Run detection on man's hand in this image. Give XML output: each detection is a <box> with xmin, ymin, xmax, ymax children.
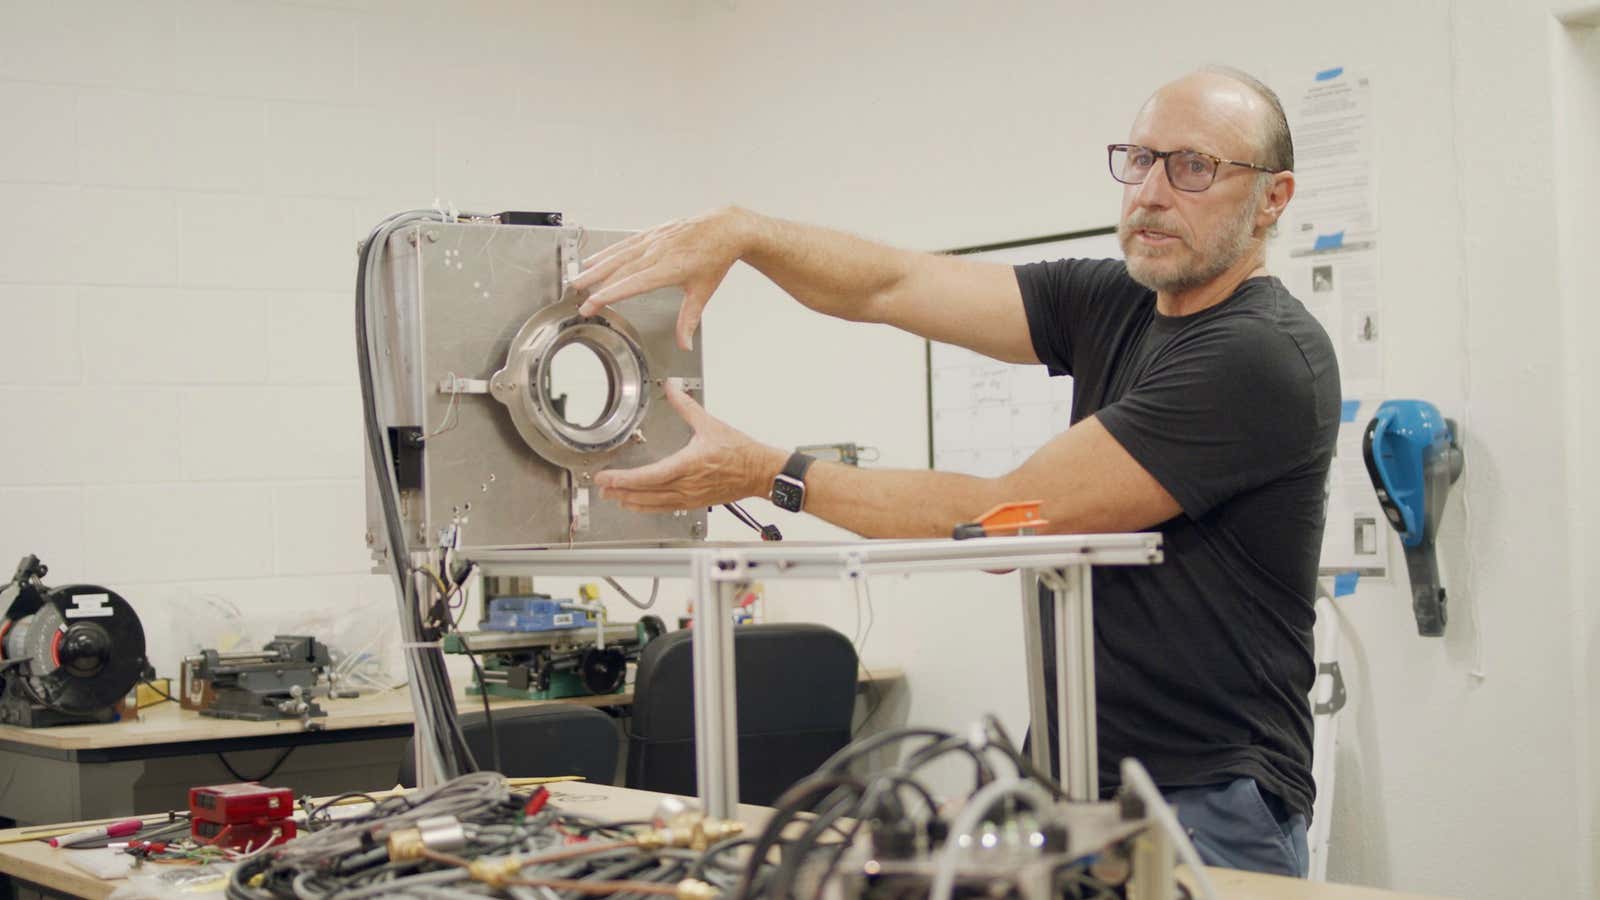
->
<box><xmin>594</xmin><ymin>382</ymin><xmax>784</xmax><ymax>512</ymax></box>
<box><xmin>572</xmin><ymin>208</ymin><xmax>752</xmax><ymax>351</ymax></box>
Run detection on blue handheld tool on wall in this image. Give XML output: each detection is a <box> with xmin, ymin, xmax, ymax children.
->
<box><xmin>1361</xmin><ymin>400</ymin><xmax>1465</xmax><ymax>636</ymax></box>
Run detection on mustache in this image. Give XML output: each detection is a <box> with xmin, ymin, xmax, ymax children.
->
<box><xmin>1121</xmin><ymin>213</ymin><xmax>1188</xmax><ymax>243</ymax></box>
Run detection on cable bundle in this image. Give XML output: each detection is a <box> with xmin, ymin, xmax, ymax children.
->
<box><xmin>355</xmin><ymin>210</ymin><xmax>485</xmax><ymax>785</ymax></box>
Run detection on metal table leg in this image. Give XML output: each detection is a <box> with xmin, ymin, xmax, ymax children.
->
<box><xmin>1040</xmin><ymin>565</ymin><xmax>1096</xmax><ymax>802</ymax></box>
<box><xmin>692</xmin><ymin>553</ymin><xmax>740</xmax><ymax>819</ymax></box>
<box><xmin>1019</xmin><ymin>569</ymin><xmax>1052</xmax><ymax>775</ymax></box>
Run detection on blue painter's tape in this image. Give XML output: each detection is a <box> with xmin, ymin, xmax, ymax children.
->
<box><xmin>1341</xmin><ymin>399</ymin><xmax>1361</xmax><ymax>423</ymax></box>
<box><xmin>1333</xmin><ymin>571</ymin><xmax>1359</xmax><ymax>597</ymax></box>
<box><xmin>1315</xmin><ymin>67</ymin><xmax>1344</xmax><ymax>81</ymax></box>
<box><xmin>1313</xmin><ymin>231</ymin><xmax>1345</xmax><ymax>251</ymax></box>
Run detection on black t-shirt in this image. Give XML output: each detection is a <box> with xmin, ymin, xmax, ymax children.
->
<box><xmin>1015</xmin><ymin>257</ymin><xmax>1340</xmax><ymax>820</ymax></box>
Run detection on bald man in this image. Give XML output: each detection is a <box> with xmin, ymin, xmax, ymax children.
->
<box><xmin>573</xmin><ymin>68</ymin><xmax>1338</xmax><ymax>877</ymax></box>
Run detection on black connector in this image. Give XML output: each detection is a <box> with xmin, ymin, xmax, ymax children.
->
<box><xmin>760</xmin><ymin>523</ymin><xmax>783</xmax><ymax>542</ymax></box>
<box><xmin>496</xmin><ymin>211</ymin><xmax>564</xmax><ymax>227</ymax></box>
<box><xmin>387</xmin><ymin>426</ymin><xmax>424</xmax><ymax>491</ymax></box>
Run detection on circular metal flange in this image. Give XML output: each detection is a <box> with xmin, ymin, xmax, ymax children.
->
<box><xmin>490</xmin><ymin>300</ymin><xmax>650</xmax><ymax>471</ymax></box>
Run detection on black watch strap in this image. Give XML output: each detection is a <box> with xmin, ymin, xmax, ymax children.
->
<box><xmin>781</xmin><ymin>452</ymin><xmax>816</xmax><ymax>483</ymax></box>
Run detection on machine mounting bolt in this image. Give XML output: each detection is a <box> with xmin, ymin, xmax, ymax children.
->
<box><xmin>425</xmin><ymin>230</ymin><xmax>439</xmax><ymax>243</ymax></box>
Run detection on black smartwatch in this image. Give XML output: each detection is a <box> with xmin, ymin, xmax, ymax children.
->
<box><xmin>770</xmin><ymin>452</ymin><xmax>816</xmax><ymax>513</ymax></box>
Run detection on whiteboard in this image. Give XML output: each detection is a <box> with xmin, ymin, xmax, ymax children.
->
<box><xmin>926</xmin><ymin>229</ymin><xmax>1120</xmax><ymax>477</ymax></box>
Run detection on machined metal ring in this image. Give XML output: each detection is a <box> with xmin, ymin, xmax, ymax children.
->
<box><xmin>491</xmin><ymin>300</ymin><xmax>650</xmax><ymax>471</ymax></box>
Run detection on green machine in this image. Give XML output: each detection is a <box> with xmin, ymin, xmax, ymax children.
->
<box><xmin>442</xmin><ymin>578</ymin><xmax>666</xmax><ymax>701</ymax></box>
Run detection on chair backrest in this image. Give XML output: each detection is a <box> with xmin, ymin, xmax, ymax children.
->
<box><xmin>625</xmin><ymin>622</ymin><xmax>858</xmax><ymax>805</ymax></box>
<box><xmin>398</xmin><ymin>702</ymin><xmax>620</xmax><ymax>788</ymax></box>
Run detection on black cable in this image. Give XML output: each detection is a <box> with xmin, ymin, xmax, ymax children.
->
<box><xmin>733</xmin><ymin>774</ymin><xmax>867</xmax><ymax>899</ymax></box>
<box><xmin>215</xmin><ymin>746</ymin><xmax>294</xmax><ymax>783</ymax></box>
<box><xmin>722</xmin><ymin>501</ymin><xmax>782</xmax><ymax>541</ymax></box>
<box><xmin>901</xmin><ymin>734</ymin><xmax>996</xmax><ymax>790</ymax></box>
<box><xmin>852</xmin><ymin>679</ymin><xmax>884</xmax><ymax>737</ymax></box>
<box><xmin>302</xmin><ymin>792</ymin><xmax>383</xmax><ymax>831</ymax></box>
<box><xmin>356</xmin><ymin>211</ymin><xmax>478</xmax><ymax>782</ymax></box>
<box><xmin>817</xmin><ymin>726</ymin><xmax>955</xmax><ymax>775</ymax></box>
<box><xmin>686</xmin><ymin>835</ymin><xmax>757</xmax><ymax>881</ymax></box>
<box><xmin>980</xmin><ymin>713</ymin><xmax>1067</xmax><ymax>799</ymax></box>
<box><xmin>465</xmin><ymin>653</ymin><xmax>501</xmax><ymax>774</ymax></box>
<box><xmin>768</xmin><ymin>789</ymin><xmax>861</xmax><ymax>898</ymax></box>
<box><xmin>138</xmin><ymin>678</ymin><xmax>179</xmax><ymax>707</ymax></box>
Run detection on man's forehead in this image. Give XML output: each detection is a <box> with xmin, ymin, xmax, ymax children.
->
<box><xmin>1130</xmin><ymin>74</ymin><xmax>1264</xmax><ymax>158</ymax></box>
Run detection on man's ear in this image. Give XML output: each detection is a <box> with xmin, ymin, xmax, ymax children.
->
<box><xmin>1259</xmin><ymin>170</ymin><xmax>1296</xmax><ymax>230</ymax></box>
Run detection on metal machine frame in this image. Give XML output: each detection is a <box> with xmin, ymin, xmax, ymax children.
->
<box><xmin>461</xmin><ymin>533</ymin><xmax>1162</xmax><ymax>815</ymax></box>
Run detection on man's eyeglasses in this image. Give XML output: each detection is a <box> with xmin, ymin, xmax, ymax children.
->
<box><xmin>1107</xmin><ymin>143</ymin><xmax>1281</xmax><ymax>193</ymax></box>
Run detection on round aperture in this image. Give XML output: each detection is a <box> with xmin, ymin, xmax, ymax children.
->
<box><xmin>545</xmin><ymin>342</ymin><xmax>612</xmax><ymax>428</ymax></box>
<box><xmin>492</xmin><ymin>302</ymin><xmax>651</xmax><ymax>471</ymax></box>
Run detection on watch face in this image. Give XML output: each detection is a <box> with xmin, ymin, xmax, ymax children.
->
<box><xmin>771</xmin><ymin>478</ymin><xmax>805</xmax><ymax>512</ymax></box>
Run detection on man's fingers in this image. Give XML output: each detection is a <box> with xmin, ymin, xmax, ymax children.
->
<box><xmin>569</xmin><ymin>246</ymin><xmax>637</xmax><ymax>296</ymax></box>
<box><xmin>575</xmin><ymin>227</ymin><xmax>657</xmax><ymax>277</ymax></box>
<box><xmin>675</xmin><ymin>285</ymin><xmax>710</xmax><ymax>351</ymax></box>
<box><xmin>660</xmin><ymin>380</ymin><xmax>711</xmax><ymax>428</ymax></box>
<box><xmin>594</xmin><ymin>450</ymin><xmax>694</xmax><ymax>491</ymax></box>
<box><xmin>604</xmin><ymin>488</ymin><xmax>695</xmax><ymax>513</ymax></box>
<box><xmin>581</xmin><ymin>266</ymin><xmax>674</xmax><ymax>313</ymax></box>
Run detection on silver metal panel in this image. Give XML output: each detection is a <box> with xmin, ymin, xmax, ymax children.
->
<box><xmin>367</xmin><ymin>220</ymin><xmax>706</xmax><ymax>552</ymax></box>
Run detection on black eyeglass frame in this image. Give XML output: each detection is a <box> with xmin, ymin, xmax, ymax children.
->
<box><xmin>1107</xmin><ymin>143</ymin><xmax>1282</xmax><ymax>192</ymax></box>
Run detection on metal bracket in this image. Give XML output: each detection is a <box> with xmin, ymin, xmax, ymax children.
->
<box><xmin>842</xmin><ymin>550</ymin><xmax>866</xmax><ymax>581</ymax></box>
<box><xmin>709</xmin><ymin>551</ymin><xmax>752</xmax><ymax>581</ymax></box>
<box><xmin>569</xmin><ymin>478</ymin><xmax>590</xmax><ymax>534</ymax></box>
<box><xmin>659</xmin><ymin>377</ymin><xmax>704</xmax><ymax>393</ymax></box>
<box><xmin>559</xmin><ymin>234</ymin><xmax>581</xmax><ymax>291</ymax></box>
<box><xmin>437</xmin><ymin>375</ymin><xmax>490</xmax><ymax>395</ymax></box>
<box><xmin>1314</xmin><ymin>661</ymin><xmax>1347</xmax><ymax>716</ymax></box>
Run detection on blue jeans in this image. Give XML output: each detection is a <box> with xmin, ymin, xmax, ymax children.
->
<box><xmin>1162</xmin><ymin>778</ymin><xmax>1308</xmax><ymax>878</ymax></box>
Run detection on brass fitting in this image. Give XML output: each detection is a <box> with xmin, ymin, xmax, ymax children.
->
<box><xmin>637</xmin><ymin>819</ymin><xmax>745</xmax><ymax>851</ymax></box>
<box><xmin>675</xmin><ymin>878</ymin><xmax>720</xmax><ymax>900</ymax></box>
<box><xmin>691</xmin><ymin>819</ymin><xmax>745</xmax><ymax>851</ymax></box>
<box><xmin>467</xmin><ymin>856</ymin><xmax>524</xmax><ymax>887</ymax></box>
<box><xmin>385</xmin><ymin>827</ymin><xmax>425</xmax><ymax>862</ymax></box>
<box><xmin>635</xmin><ymin>828</ymin><xmax>668</xmax><ymax>850</ymax></box>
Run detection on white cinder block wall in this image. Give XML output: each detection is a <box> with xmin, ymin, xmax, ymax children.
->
<box><xmin>3</xmin><ymin>1</ymin><xmax>1597</xmax><ymax>898</ymax></box>
<box><xmin>0</xmin><ymin>0</ymin><xmax>714</xmax><ymax>683</ymax></box>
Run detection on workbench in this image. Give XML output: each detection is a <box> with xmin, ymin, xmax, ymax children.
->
<box><xmin>0</xmin><ymin>670</ymin><xmax>901</xmax><ymax>828</ymax></box>
<box><xmin>0</xmin><ymin>780</ymin><xmax>1456</xmax><ymax>900</ymax></box>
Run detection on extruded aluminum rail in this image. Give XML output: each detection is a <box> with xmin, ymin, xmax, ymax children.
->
<box><xmin>467</xmin><ymin>533</ymin><xmax>1163</xmax><ymax>816</ymax></box>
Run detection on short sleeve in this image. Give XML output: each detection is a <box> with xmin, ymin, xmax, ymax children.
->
<box><xmin>1015</xmin><ymin>258</ymin><xmax>1131</xmax><ymax>378</ymax></box>
<box><xmin>1094</xmin><ymin>320</ymin><xmax>1326</xmax><ymax>519</ymax></box>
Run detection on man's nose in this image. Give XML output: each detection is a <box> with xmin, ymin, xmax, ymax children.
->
<box><xmin>1131</xmin><ymin>159</ymin><xmax>1176</xmax><ymax>208</ymax></box>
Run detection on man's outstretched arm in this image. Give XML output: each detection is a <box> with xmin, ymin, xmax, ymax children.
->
<box><xmin>571</xmin><ymin>206</ymin><xmax>1037</xmax><ymax>365</ymax></box>
<box><xmin>595</xmin><ymin>383</ymin><xmax>1180</xmax><ymax>539</ymax></box>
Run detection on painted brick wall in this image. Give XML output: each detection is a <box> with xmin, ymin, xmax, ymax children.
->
<box><xmin>0</xmin><ymin>0</ymin><xmax>710</xmax><ymax>678</ymax></box>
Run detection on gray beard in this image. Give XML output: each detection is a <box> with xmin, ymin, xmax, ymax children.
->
<box><xmin>1121</xmin><ymin>195</ymin><xmax>1262</xmax><ymax>295</ymax></box>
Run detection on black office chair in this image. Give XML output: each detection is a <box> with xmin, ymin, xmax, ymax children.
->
<box><xmin>625</xmin><ymin>622</ymin><xmax>858</xmax><ymax>805</ymax></box>
<box><xmin>398</xmin><ymin>703</ymin><xmax>620</xmax><ymax>787</ymax></box>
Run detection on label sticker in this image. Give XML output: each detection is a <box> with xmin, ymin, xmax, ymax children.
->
<box><xmin>65</xmin><ymin>594</ymin><xmax>114</xmax><ymax>619</ymax></box>
<box><xmin>552</xmin><ymin>613</ymin><xmax>574</xmax><ymax>626</ymax></box>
